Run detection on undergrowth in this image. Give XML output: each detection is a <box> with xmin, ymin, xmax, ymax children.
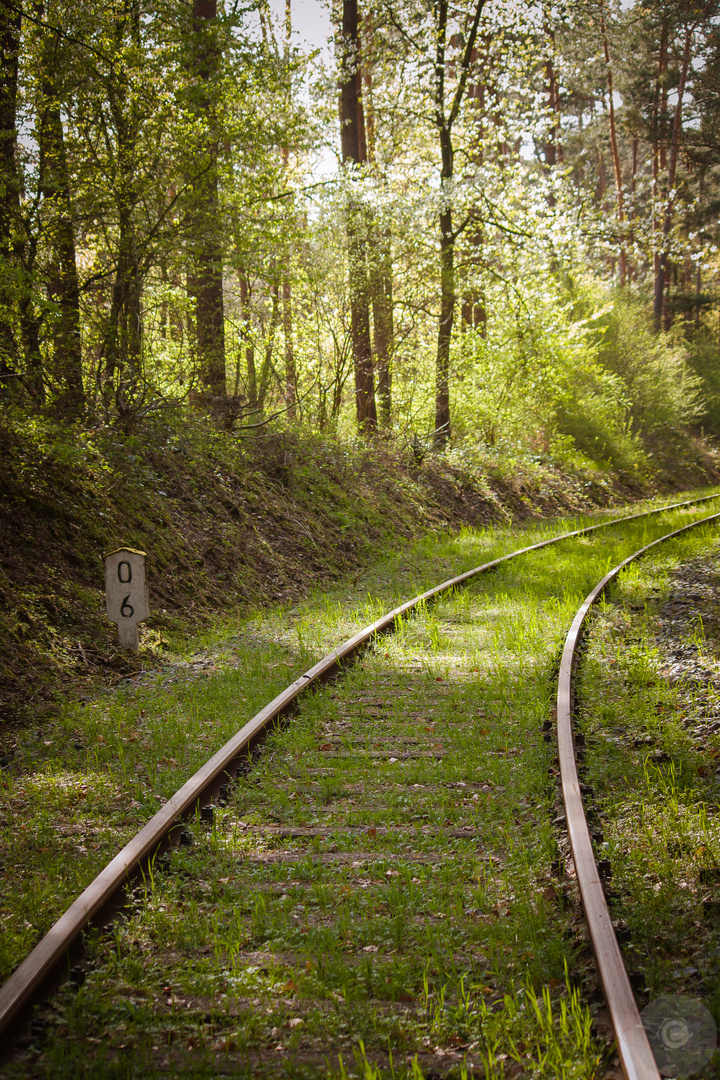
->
<box><xmin>0</xmin><ymin>410</ymin><xmax>654</xmax><ymax>732</ymax></box>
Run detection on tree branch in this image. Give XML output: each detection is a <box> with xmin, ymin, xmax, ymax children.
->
<box><xmin>448</xmin><ymin>0</ymin><xmax>486</xmax><ymax>130</ymax></box>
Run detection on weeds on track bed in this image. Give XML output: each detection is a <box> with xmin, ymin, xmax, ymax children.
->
<box><xmin>577</xmin><ymin>530</ymin><xmax>720</xmax><ymax>1079</ymax></box>
<box><xmin>2</xmin><ymin>490</ymin><xmax>720</xmax><ymax>1077</ymax></box>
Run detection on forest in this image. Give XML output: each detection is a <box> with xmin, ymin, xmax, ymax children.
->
<box><xmin>0</xmin><ymin>0</ymin><xmax>718</xmax><ymax>477</ymax></box>
<box><xmin>6</xmin><ymin>5</ymin><xmax>720</xmax><ymax>1074</ymax></box>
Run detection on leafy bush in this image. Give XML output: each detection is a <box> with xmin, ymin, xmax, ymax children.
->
<box><xmin>686</xmin><ymin>330</ymin><xmax>720</xmax><ymax>436</ymax></box>
<box><xmin>448</xmin><ymin>277</ymin><xmax>703</xmax><ymax>476</ymax></box>
<box><xmin>590</xmin><ymin>293</ymin><xmax>703</xmax><ymax>435</ymax></box>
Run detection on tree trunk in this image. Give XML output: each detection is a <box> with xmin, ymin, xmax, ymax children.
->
<box><xmin>654</xmin><ymin>24</ymin><xmax>692</xmax><ymax>331</ymax></box>
<box><xmin>683</xmin><ymin>255</ymin><xmax>693</xmax><ymax>328</ymax></box>
<box><xmin>0</xmin><ymin>3</ymin><xmax>22</xmax><ymax>397</ymax></box>
<box><xmin>257</xmin><ymin>280</ymin><xmax>280</xmax><ymax>411</ymax></box>
<box><xmin>652</xmin><ymin>21</ymin><xmax>668</xmax><ymax>303</ymax></box>
<box><xmin>435</xmin><ymin>202</ymin><xmax>453</xmax><ymax>443</ymax></box>
<box><xmin>362</xmin><ymin>13</ymin><xmax>392</xmax><ymax>428</ymax></box>
<box><xmin>694</xmin><ymin>169</ymin><xmax>704</xmax><ymax>329</ymax></box>
<box><xmin>362</xmin><ymin>13</ymin><xmax>375</xmax><ymax>158</ymax></box>
<box><xmin>432</xmin><ymin>0</ymin><xmax>485</xmax><ymax>447</ymax></box>
<box><xmin>102</xmin><ymin>190</ymin><xmax>141</xmax><ymax>404</ymax></box>
<box><xmin>239</xmin><ymin>272</ymin><xmax>256</xmax><ymax>405</ymax></box>
<box><xmin>628</xmin><ymin>136</ymin><xmax>639</xmax><ymax>279</ymax></box>
<box><xmin>543</xmin><ymin>19</ymin><xmax>562</xmax><ymax>184</ymax></box>
<box><xmin>596</xmin><ymin>150</ymin><xmax>607</xmax><ymax>202</ymax></box>
<box><xmin>280</xmin><ymin>1</ymin><xmax>297</xmax><ymax>419</ymax></box>
<box><xmin>341</xmin><ymin>0</ymin><xmax>376</xmax><ymax>431</ymax></box>
<box><xmin>282</xmin><ymin>265</ymin><xmax>296</xmax><ymax>419</ymax></box>
<box><xmin>462</xmin><ymin>41</ymin><xmax>487</xmax><ymax>342</ymax></box>
<box><xmin>189</xmin><ymin>0</ymin><xmax>226</xmax><ymax>396</ymax></box>
<box><xmin>347</xmin><ymin>215</ymin><xmax>376</xmax><ymax>429</ymax></box>
<box><xmin>100</xmin><ymin>8</ymin><xmax>143</xmax><ymax>413</ymax></box>
<box><xmin>370</xmin><ymin>232</ymin><xmax>393</xmax><ymax>426</ymax></box>
<box><xmin>461</xmin><ymin>281</ymin><xmax>487</xmax><ymax>335</ymax></box>
<box><xmin>39</xmin><ymin>51</ymin><xmax>84</xmax><ymax>414</ymax></box>
<box><xmin>600</xmin><ymin>6</ymin><xmax>626</xmax><ymax>285</ymax></box>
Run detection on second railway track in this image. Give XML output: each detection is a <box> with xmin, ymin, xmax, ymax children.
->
<box><xmin>3</xmin><ymin>493</ymin><xmax>720</xmax><ymax>1078</ymax></box>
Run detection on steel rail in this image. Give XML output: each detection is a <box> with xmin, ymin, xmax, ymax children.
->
<box><xmin>0</xmin><ymin>491</ymin><xmax>719</xmax><ymax>1048</ymax></box>
<box><xmin>558</xmin><ymin>509</ymin><xmax>720</xmax><ymax>1080</ymax></box>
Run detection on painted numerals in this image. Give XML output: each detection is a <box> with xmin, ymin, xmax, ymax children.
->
<box><xmin>104</xmin><ymin>548</ymin><xmax>148</xmax><ymax>652</ymax></box>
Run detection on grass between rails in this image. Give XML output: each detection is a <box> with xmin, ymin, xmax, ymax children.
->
<box><xmin>1</xmin><ymin>491</ymin><xmax>720</xmax><ymax>1078</ymax></box>
<box><xmin>575</xmin><ymin>530</ymin><xmax>720</xmax><ymax>1080</ymax></box>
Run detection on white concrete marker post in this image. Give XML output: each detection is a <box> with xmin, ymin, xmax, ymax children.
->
<box><xmin>104</xmin><ymin>548</ymin><xmax>149</xmax><ymax>653</ymax></box>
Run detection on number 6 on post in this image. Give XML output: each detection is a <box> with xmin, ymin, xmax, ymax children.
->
<box><xmin>104</xmin><ymin>547</ymin><xmax>149</xmax><ymax>653</ymax></box>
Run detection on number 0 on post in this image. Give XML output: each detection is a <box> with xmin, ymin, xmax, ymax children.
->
<box><xmin>104</xmin><ymin>548</ymin><xmax>149</xmax><ymax>653</ymax></box>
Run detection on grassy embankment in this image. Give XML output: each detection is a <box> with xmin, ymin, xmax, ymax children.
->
<box><xmin>3</xmin><ymin>493</ymin><xmax>720</xmax><ymax>1077</ymax></box>
<box><xmin>1</xmin><ymin>409</ymin><xmax>717</xmax><ymax>740</ymax></box>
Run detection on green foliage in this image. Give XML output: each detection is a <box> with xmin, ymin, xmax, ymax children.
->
<box><xmin>8</xmin><ymin>408</ymin><xmax>621</xmax><ymax>725</ymax></box>
<box><xmin>551</xmin><ymin>283</ymin><xmax>702</xmax><ymax>474</ymax></box>
<box><xmin>687</xmin><ymin>331</ymin><xmax>720</xmax><ymax>437</ymax></box>
<box><xmin>0</xmin><ymin>0</ymin><xmax>716</xmax><ymax>483</ymax></box>
<box><xmin>591</xmin><ymin>294</ymin><xmax>702</xmax><ymax>435</ymax></box>
<box><xmin>448</xmin><ymin>273</ymin><xmax>704</xmax><ymax>475</ymax></box>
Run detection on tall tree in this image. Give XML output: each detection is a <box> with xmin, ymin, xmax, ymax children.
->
<box><xmin>96</xmin><ymin>0</ymin><xmax>144</xmax><ymax>414</ymax></box>
<box><xmin>362</xmin><ymin>11</ymin><xmax>393</xmax><ymax>427</ymax></box>
<box><xmin>340</xmin><ymin>0</ymin><xmax>377</xmax><ymax>432</ymax></box>
<box><xmin>238</xmin><ymin>271</ymin><xmax>257</xmax><ymax>405</ymax></box>
<box><xmin>282</xmin><ymin>0</ymin><xmax>297</xmax><ymax>419</ymax></box>
<box><xmin>653</xmin><ymin>17</ymin><xmax>692</xmax><ymax>330</ymax></box>
<box><xmin>460</xmin><ymin>34</ymin><xmax>491</xmax><ymax>337</ymax></box>
<box><xmin>599</xmin><ymin>2</ymin><xmax>627</xmax><ymax>284</ymax></box>
<box><xmin>0</xmin><ymin>3</ymin><xmax>24</xmax><ymax>398</ymax></box>
<box><xmin>369</xmin><ymin>236</ymin><xmax>393</xmax><ymax>425</ymax></box>
<box><xmin>187</xmin><ymin>0</ymin><xmax>226</xmax><ymax>397</ymax></box>
<box><xmin>37</xmin><ymin>14</ymin><xmax>84</xmax><ymax>414</ymax></box>
<box><xmin>432</xmin><ymin>0</ymin><xmax>486</xmax><ymax>445</ymax></box>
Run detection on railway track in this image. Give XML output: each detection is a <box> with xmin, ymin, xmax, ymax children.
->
<box><xmin>3</xmin><ymin>493</ymin><xmax>720</xmax><ymax>1077</ymax></box>
<box><xmin>557</xmin><ymin>512</ymin><xmax>720</xmax><ymax>1080</ymax></box>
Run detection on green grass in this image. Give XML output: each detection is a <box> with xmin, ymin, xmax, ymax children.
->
<box><xmin>3</xmin><ymin>411</ymin><xmax>635</xmax><ymax>728</ymax></box>
<box><xmin>2</xmin><ymin>489</ymin><xmax>720</xmax><ymax>1077</ymax></box>
<box><xmin>576</xmin><ymin>530</ymin><xmax>720</xmax><ymax>1079</ymax></box>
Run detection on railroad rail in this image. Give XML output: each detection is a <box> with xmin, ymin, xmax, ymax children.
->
<box><xmin>558</xmin><ymin>509</ymin><xmax>720</xmax><ymax>1080</ymax></box>
<box><xmin>1</xmin><ymin>491</ymin><xmax>719</xmax><ymax>1063</ymax></box>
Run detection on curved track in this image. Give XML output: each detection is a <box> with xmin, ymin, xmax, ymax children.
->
<box><xmin>1</xmin><ymin>492</ymin><xmax>719</xmax><ymax>1057</ymax></box>
<box><xmin>558</xmin><ymin>509</ymin><xmax>720</xmax><ymax>1080</ymax></box>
